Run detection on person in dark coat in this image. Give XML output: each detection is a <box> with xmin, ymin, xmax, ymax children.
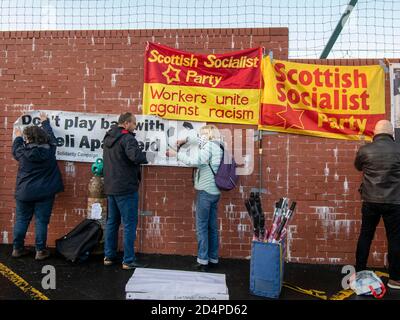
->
<box><xmin>102</xmin><ymin>112</ymin><xmax>150</xmax><ymax>270</ymax></box>
<box><xmin>12</xmin><ymin>112</ymin><xmax>64</xmax><ymax>260</ymax></box>
<box><xmin>354</xmin><ymin>120</ymin><xmax>400</xmax><ymax>290</ymax></box>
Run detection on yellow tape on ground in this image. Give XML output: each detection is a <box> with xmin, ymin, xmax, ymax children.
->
<box><xmin>0</xmin><ymin>262</ymin><xmax>49</xmax><ymax>300</ymax></box>
<box><xmin>283</xmin><ymin>282</ymin><xmax>328</xmax><ymax>300</ymax></box>
<box><xmin>283</xmin><ymin>270</ymin><xmax>390</xmax><ymax>301</ymax></box>
<box><xmin>329</xmin><ymin>289</ymin><xmax>355</xmax><ymax>300</ymax></box>
<box><xmin>374</xmin><ymin>271</ymin><xmax>389</xmax><ymax>278</ymax></box>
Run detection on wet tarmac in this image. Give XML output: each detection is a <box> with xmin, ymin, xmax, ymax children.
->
<box><xmin>0</xmin><ymin>244</ymin><xmax>399</xmax><ymax>300</ymax></box>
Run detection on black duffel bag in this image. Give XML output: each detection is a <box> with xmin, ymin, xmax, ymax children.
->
<box><xmin>56</xmin><ymin>219</ymin><xmax>103</xmax><ymax>263</ymax></box>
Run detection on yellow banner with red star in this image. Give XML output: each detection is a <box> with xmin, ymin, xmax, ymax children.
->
<box><xmin>259</xmin><ymin>56</ymin><xmax>386</xmax><ymax>141</ymax></box>
<box><xmin>143</xmin><ymin>42</ymin><xmax>262</xmax><ymax>125</ymax></box>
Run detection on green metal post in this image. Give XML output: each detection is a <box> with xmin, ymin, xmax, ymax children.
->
<box><xmin>319</xmin><ymin>0</ymin><xmax>358</xmax><ymax>59</ymax></box>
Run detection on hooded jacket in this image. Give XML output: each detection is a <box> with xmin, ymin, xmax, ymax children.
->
<box><xmin>354</xmin><ymin>133</ymin><xmax>400</xmax><ymax>204</ymax></box>
<box><xmin>102</xmin><ymin>125</ymin><xmax>148</xmax><ymax>195</ymax></box>
<box><xmin>12</xmin><ymin>120</ymin><xmax>64</xmax><ymax>202</ymax></box>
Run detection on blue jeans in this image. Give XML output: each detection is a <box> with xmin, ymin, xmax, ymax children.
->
<box><xmin>13</xmin><ymin>197</ymin><xmax>55</xmax><ymax>251</ymax></box>
<box><xmin>195</xmin><ymin>190</ymin><xmax>221</xmax><ymax>265</ymax></box>
<box><xmin>104</xmin><ymin>192</ymin><xmax>139</xmax><ymax>264</ymax></box>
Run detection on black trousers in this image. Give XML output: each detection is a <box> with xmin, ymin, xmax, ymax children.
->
<box><xmin>356</xmin><ymin>202</ymin><xmax>400</xmax><ymax>280</ymax></box>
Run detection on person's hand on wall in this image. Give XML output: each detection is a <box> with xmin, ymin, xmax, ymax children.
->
<box><xmin>14</xmin><ymin>127</ymin><xmax>22</xmax><ymax>138</ymax></box>
<box><xmin>166</xmin><ymin>149</ymin><xmax>177</xmax><ymax>157</ymax></box>
<box><xmin>146</xmin><ymin>151</ymin><xmax>156</xmax><ymax>163</ymax></box>
<box><xmin>40</xmin><ymin>112</ymin><xmax>48</xmax><ymax>122</ymax></box>
<box><xmin>177</xmin><ymin>138</ymin><xmax>188</xmax><ymax>148</ymax></box>
<box><xmin>176</xmin><ymin>138</ymin><xmax>188</xmax><ymax>151</ymax></box>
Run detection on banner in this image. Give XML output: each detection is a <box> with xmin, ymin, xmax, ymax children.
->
<box><xmin>389</xmin><ymin>63</ymin><xmax>400</xmax><ymax>141</ymax></box>
<box><xmin>259</xmin><ymin>57</ymin><xmax>386</xmax><ymax>141</ymax></box>
<box><xmin>143</xmin><ymin>42</ymin><xmax>262</xmax><ymax>125</ymax></box>
<box><xmin>13</xmin><ymin>111</ymin><xmax>205</xmax><ymax>166</ymax></box>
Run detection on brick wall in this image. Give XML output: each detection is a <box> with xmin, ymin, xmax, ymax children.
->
<box><xmin>0</xmin><ymin>28</ymin><xmax>392</xmax><ymax>267</ymax></box>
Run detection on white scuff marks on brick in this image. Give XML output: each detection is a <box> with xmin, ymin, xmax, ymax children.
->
<box><xmin>324</xmin><ymin>163</ymin><xmax>329</xmax><ymax>182</ymax></box>
<box><xmin>138</xmin><ymin>91</ymin><xmax>142</xmax><ymax>111</ymax></box>
<box><xmin>85</xmin><ymin>64</ymin><xmax>90</xmax><ymax>76</ymax></box>
<box><xmin>286</xmin><ymin>225</ymin><xmax>297</xmax><ymax>262</ymax></box>
<box><xmin>334</xmin><ymin>220</ymin><xmax>352</xmax><ymax>235</ymax></box>
<box><xmin>91</xmin><ymin>35</ymin><xmax>95</xmax><ymax>45</ymax></box>
<box><xmin>4</xmin><ymin>116</ymin><xmax>7</xmax><ymax>129</ymax></box>
<box><xmin>334</xmin><ymin>172</ymin><xmax>339</xmax><ymax>181</ymax></box>
<box><xmin>73</xmin><ymin>208</ymin><xmax>86</xmax><ymax>216</ymax></box>
<box><xmin>239</xmin><ymin>184</ymin><xmax>244</xmax><ymax>199</ymax></box>
<box><xmin>237</xmin><ymin>223</ymin><xmax>250</xmax><ymax>239</ymax></box>
<box><xmin>310</xmin><ymin>258</ymin><xmax>326</xmax><ymax>263</ymax></box>
<box><xmin>127</xmin><ymin>34</ymin><xmax>131</xmax><ymax>45</ymax></box>
<box><xmin>372</xmin><ymin>251</ymin><xmax>382</xmax><ymax>262</ymax></box>
<box><xmin>111</xmin><ymin>68</ymin><xmax>124</xmax><ymax>87</ymax></box>
<box><xmin>65</xmin><ymin>161</ymin><xmax>76</xmax><ymax>177</ymax></box>
<box><xmin>225</xmin><ymin>202</ymin><xmax>236</xmax><ymax>220</ymax></box>
<box><xmin>162</xmin><ymin>196</ymin><xmax>167</xmax><ymax>205</ymax></box>
<box><xmin>2</xmin><ymin>231</ymin><xmax>8</xmax><ymax>244</ymax></box>
<box><xmin>344</xmin><ymin>176</ymin><xmax>349</xmax><ymax>194</ymax></box>
<box><xmin>333</xmin><ymin>145</ymin><xmax>338</xmax><ymax>163</ymax></box>
<box><xmin>328</xmin><ymin>258</ymin><xmax>342</xmax><ymax>264</ymax></box>
<box><xmin>312</xmin><ymin>206</ymin><xmax>333</xmax><ymax>237</ymax></box>
<box><xmin>111</xmin><ymin>74</ymin><xmax>117</xmax><ymax>87</ymax></box>
<box><xmin>44</xmin><ymin>50</ymin><xmax>52</xmax><ymax>63</ymax></box>
<box><xmin>276</xmin><ymin>173</ymin><xmax>280</xmax><ymax>182</ymax></box>
<box><xmin>82</xmin><ymin>87</ymin><xmax>87</xmax><ymax>111</ymax></box>
<box><xmin>7</xmin><ymin>103</ymin><xmax>34</xmax><ymax>112</ymax></box>
<box><xmin>266</xmin><ymin>166</ymin><xmax>271</xmax><ymax>174</ymax></box>
<box><xmin>63</xmin><ymin>210</ymin><xmax>67</xmax><ymax>222</ymax></box>
<box><xmin>73</xmin><ymin>183</ymin><xmax>76</xmax><ymax>197</ymax></box>
<box><xmin>204</xmin><ymin>34</ymin><xmax>209</xmax><ymax>49</ymax></box>
<box><xmin>249</xmin><ymin>35</ymin><xmax>253</xmax><ymax>48</ymax></box>
<box><xmin>0</xmin><ymin>68</ymin><xmax>2</xmax><ymax>76</ymax></box>
<box><xmin>312</xmin><ymin>206</ymin><xmax>353</xmax><ymax>239</ymax></box>
<box><xmin>192</xmin><ymin>200</ymin><xmax>196</xmax><ymax>217</ymax></box>
<box><xmin>32</xmin><ymin>37</ymin><xmax>35</xmax><ymax>51</ymax></box>
<box><xmin>151</xmin><ymin>35</ymin><xmax>155</xmax><ymax>43</ymax></box>
<box><xmin>146</xmin><ymin>216</ymin><xmax>161</xmax><ymax>238</ymax></box>
<box><xmin>231</xmin><ymin>34</ymin><xmax>235</xmax><ymax>49</ymax></box>
<box><xmin>237</xmin><ymin>211</ymin><xmax>250</xmax><ymax>239</ymax></box>
<box><xmin>175</xmin><ymin>34</ymin><xmax>179</xmax><ymax>49</ymax></box>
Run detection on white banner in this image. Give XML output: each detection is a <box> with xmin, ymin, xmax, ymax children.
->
<box><xmin>13</xmin><ymin>111</ymin><xmax>205</xmax><ymax>166</ymax></box>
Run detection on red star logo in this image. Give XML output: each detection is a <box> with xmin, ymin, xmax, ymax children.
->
<box><xmin>162</xmin><ymin>65</ymin><xmax>181</xmax><ymax>84</ymax></box>
<box><xmin>260</xmin><ymin>104</ymin><xmax>286</xmax><ymax>126</ymax></box>
<box><xmin>276</xmin><ymin>103</ymin><xmax>305</xmax><ymax>129</ymax></box>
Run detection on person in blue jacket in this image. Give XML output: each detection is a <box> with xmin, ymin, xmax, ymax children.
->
<box><xmin>12</xmin><ymin>112</ymin><xmax>64</xmax><ymax>260</ymax></box>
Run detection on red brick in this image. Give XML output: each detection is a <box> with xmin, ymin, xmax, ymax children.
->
<box><xmin>0</xmin><ymin>29</ymin><xmax>390</xmax><ymax>267</ymax></box>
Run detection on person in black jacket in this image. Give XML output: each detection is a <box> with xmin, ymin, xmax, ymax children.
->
<box><xmin>354</xmin><ymin>120</ymin><xmax>400</xmax><ymax>290</ymax></box>
<box><xmin>103</xmin><ymin>112</ymin><xmax>149</xmax><ymax>270</ymax></box>
<box><xmin>12</xmin><ymin>112</ymin><xmax>64</xmax><ymax>260</ymax></box>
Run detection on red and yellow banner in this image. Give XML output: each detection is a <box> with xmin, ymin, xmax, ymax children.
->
<box><xmin>259</xmin><ymin>57</ymin><xmax>386</xmax><ymax>140</ymax></box>
<box><xmin>143</xmin><ymin>42</ymin><xmax>262</xmax><ymax>125</ymax></box>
